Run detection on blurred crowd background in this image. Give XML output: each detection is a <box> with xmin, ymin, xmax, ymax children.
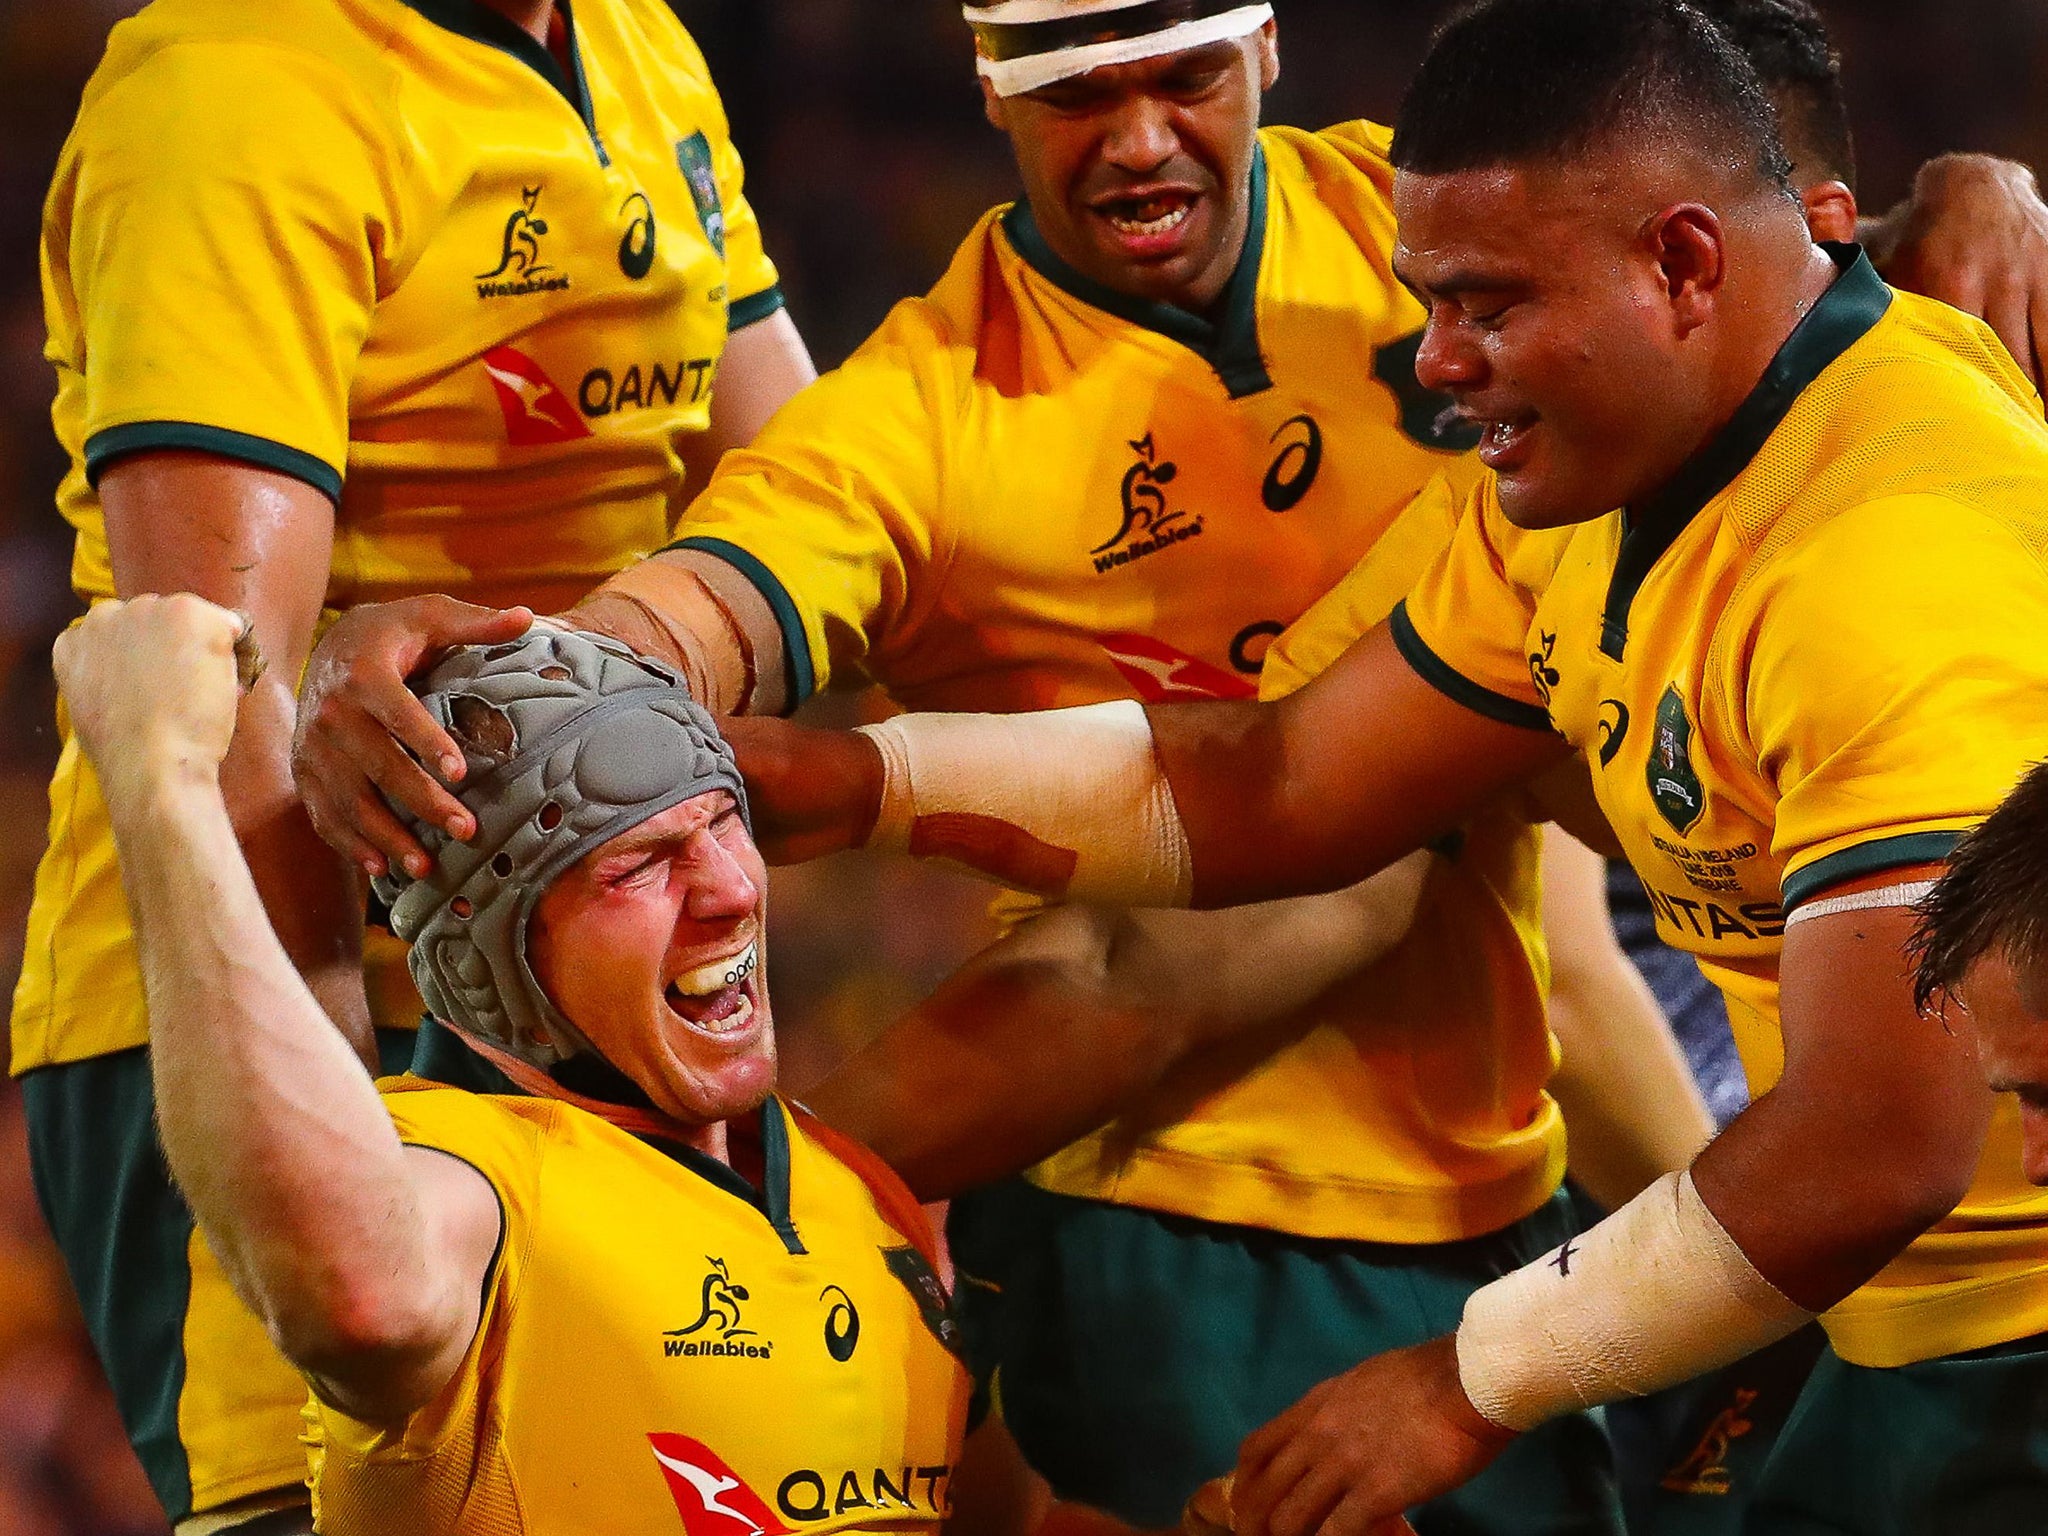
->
<box><xmin>0</xmin><ymin>1</ymin><xmax>2042</xmax><ymax>1529</ymax></box>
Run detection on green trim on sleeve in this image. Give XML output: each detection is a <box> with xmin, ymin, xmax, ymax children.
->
<box><xmin>658</xmin><ymin>535</ymin><xmax>817</xmax><ymax>710</ymax></box>
<box><xmin>1388</xmin><ymin>599</ymin><xmax>1553</xmax><ymax>732</ymax></box>
<box><xmin>728</xmin><ymin>285</ymin><xmax>787</xmax><ymax>333</ymax></box>
<box><xmin>1780</xmin><ymin>830</ymin><xmax>1963</xmax><ymax>912</ymax></box>
<box><xmin>84</xmin><ymin>422</ymin><xmax>343</xmax><ymax>503</ymax></box>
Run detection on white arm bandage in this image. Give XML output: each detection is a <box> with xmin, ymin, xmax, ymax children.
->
<box><xmin>1455</xmin><ymin>1171</ymin><xmax>1814</xmax><ymax>1432</ymax></box>
<box><xmin>855</xmin><ymin>700</ymin><xmax>1194</xmax><ymax>907</ymax></box>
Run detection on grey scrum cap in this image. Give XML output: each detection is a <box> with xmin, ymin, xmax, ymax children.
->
<box><xmin>372</xmin><ymin>627</ymin><xmax>749</xmax><ymax>1067</ymax></box>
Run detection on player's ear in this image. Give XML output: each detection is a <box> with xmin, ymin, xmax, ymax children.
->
<box><xmin>1256</xmin><ymin>19</ymin><xmax>1280</xmax><ymax>91</ymax></box>
<box><xmin>1646</xmin><ymin>202</ymin><xmax>1726</xmax><ymax>339</ymax></box>
<box><xmin>977</xmin><ymin>66</ymin><xmax>1009</xmax><ymax>134</ymax></box>
<box><xmin>1799</xmin><ymin>180</ymin><xmax>1860</xmax><ymax>245</ymax></box>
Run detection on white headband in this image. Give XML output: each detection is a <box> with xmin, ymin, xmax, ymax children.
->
<box><xmin>966</xmin><ymin>1</ymin><xmax>1274</xmax><ymax>97</ymax></box>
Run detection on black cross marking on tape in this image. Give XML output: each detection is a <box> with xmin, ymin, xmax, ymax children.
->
<box><xmin>1549</xmin><ymin>1239</ymin><xmax>1578</xmax><ymax>1278</ymax></box>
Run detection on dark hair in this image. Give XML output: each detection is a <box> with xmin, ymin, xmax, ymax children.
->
<box><xmin>1391</xmin><ymin>0</ymin><xmax>1793</xmax><ymax>193</ymax></box>
<box><xmin>1911</xmin><ymin>762</ymin><xmax>2048</xmax><ymax>1015</ymax></box>
<box><xmin>1694</xmin><ymin>0</ymin><xmax>1854</xmax><ymax>188</ymax></box>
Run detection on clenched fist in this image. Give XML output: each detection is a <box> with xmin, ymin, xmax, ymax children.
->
<box><xmin>54</xmin><ymin>593</ymin><xmax>251</xmax><ymax>806</ymax></box>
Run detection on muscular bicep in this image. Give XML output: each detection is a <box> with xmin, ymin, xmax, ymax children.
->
<box><xmin>307</xmin><ymin>1143</ymin><xmax>504</xmax><ymax>1425</ymax></box>
<box><xmin>1159</xmin><ymin>621</ymin><xmax>1570</xmax><ymax>906</ymax></box>
<box><xmin>100</xmin><ymin>451</ymin><xmax>336</xmax><ymax>675</ymax></box>
<box><xmin>1693</xmin><ymin>880</ymin><xmax>1991</xmax><ymax>1312</ymax></box>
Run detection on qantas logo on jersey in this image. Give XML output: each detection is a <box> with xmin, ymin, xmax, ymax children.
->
<box><xmin>581</xmin><ymin>358</ymin><xmax>719</xmax><ymax>418</ymax></box>
<box><xmin>1099</xmin><ymin>634</ymin><xmax>1256</xmax><ymax>702</ymax></box>
<box><xmin>1092</xmin><ymin>434</ymin><xmax>1204</xmax><ymax>574</ymax></box>
<box><xmin>481</xmin><ymin>347</ymin><xmax>592</xmax><ymax>446</ymax></box>
<box><xmin>476</xmin><ymin>186</ymin><xmax>571</xmax><ymax>298</ymax></box>
<box><xmin>651</xmin><ymin>1435</ymin><xmax>792</xmax><ymax>1536</ymax></box>
<box><xmin>649</xmin><ymin>1436</ymin><xmax>955</xmax><ymax>1531</ymax></box>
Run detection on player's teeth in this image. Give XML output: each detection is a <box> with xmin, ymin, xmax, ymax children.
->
<box><xmin>672</xmin><ymin>941</ymin><xmax>757</xmax><ymax>998</ymax></box>
<box><xmin>694</xmin><ymin>994</ymin><xmax>754</xmax><ymax>1035</ymax></box>
<box><xmin>1109</xmin><ymin>202</ymin><xmax>1190</xmax><ymax>237</ymax></box>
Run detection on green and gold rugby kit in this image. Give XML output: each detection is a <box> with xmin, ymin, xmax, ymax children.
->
<box><xmin>21</xmin><ymin>0</ymin><xmax>777</xmax><ymax>1517</ymax></box>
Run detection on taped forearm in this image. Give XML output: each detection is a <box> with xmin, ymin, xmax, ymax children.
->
<box><xmin>855</xmin><ymin>700</ymin><xmax>1194</xmax><ymax>906</ymax></box>
<box><xmin>569</xmin><ymin>548</ymin><xmax>791</xmax><ymax>715</ymax></box>
<box><xmin>1455</xmin><ymin>1170</ymin><xmax>1813</xmax><ymax>1432</ymax></box>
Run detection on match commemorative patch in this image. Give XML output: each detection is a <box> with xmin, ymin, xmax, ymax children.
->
<box><xmin>675</xmin><ymin>131</ymin><xmax>726</xmax><ymax>260</ymax></box>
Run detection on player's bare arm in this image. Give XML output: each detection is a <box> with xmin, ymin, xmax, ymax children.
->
<box><xmin>293</xmin><ymin>308</ymin><xmax>814</xmax><ymax>878</ymax></box>
<box><xmin>729</xmin><ymin>619</ymin><xmax>1570</xmax><ymax>905</ymax></box>
<box><xmin>55</xmin><ymin>595</ymin><xmax>502</xmax><ymax>1425</ymax></box>
<box><xmin>809</xmin><ymin>857</ymin><xmax>1432</xmax><ymax>1200</ymax></box>
<box><xmin>1222</xmin><ymin>874</ymin><xmax>1990</xmax><ymax>1536</ymax></box>
<box><xmin>1539</xmin><ymin>827</ymin><xmax>1714</xmax><ymax>1210</ymax></box>
<box><xmin>103</xmin><ymin>452</ymin><xmax>376</xmax><ymax>1068</ymax></box>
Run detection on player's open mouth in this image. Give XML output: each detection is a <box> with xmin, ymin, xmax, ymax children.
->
<box><xmin>1092</xmin><ymin>188</ymin><xmax>1198</xmax><ymax>253</ymax></box>
<box><xmin>1477</xmin><ymin>413</ymin><xmax>1539</xmax><ymax>471</ymax></box>
<box><xmin>664</xmin><ymin>940</ymin><xmax>759</xmax><ymax>1037</ymax></box>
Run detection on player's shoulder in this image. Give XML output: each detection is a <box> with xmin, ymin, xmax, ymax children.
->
<box><xmin>1260</xmin><ymin>120</ymin><xmax>1398</xmax><ymax>209</ymax></box>
<box><xmin>380</xmin><ymin>1078</ymin><xmax>556</xmax><ymax>1185</ymax></box>
<box><xmin>84</xmin><ymin>0</ymin><xmax>401</xmax><ymax>111</ymax></box>
<box><xmin>830</xmin><ymin>206</ymin><xmax>1009</xmax><ymax>399</ymax></box>
<box><xmin>596</xmin><ymin>0</ymin><xmax>719</xmax><ymax>87</ymax></box>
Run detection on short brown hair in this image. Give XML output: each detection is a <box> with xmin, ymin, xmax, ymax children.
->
<box><xmin>1911</xmin><ymin>761</ymin><xmax>2048</xmax><ymax>1014</ymax></box>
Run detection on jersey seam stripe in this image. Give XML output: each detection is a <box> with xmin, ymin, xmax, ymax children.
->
<box><xmin>727</xmin><ymin>285</ymin><xmax>786</xmax><ymax>333</ymax></box>
<box><xmin>1779</xmin><ymin>830</ymin><xmax>1963</xmax><ymax>912</ymax></box>
<box><xmin>84</xmin><ymin>423</ymin><xmax>342</xmax><ymax>503</ymax></box>
<box><xmin>658</xmin><ymin>536</ymin><xmax>816</xmax><ymax>709</ymax></box>
<box><xmin>1387</xmin><ymin>599</ymin><xmax>1552</xmax><ymax>732</ymax></box>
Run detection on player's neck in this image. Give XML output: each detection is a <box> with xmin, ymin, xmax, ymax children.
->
<box><xmin>475</xmin><ymin>0</ymin><xmax>555</xmax><ymax>48</ymax></box>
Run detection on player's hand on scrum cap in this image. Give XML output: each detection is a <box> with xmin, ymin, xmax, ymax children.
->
<box><xmin>54</xmin><ymin>594</ymin><xmax>251</xmax><ymax>806</ymax></box>
<box><xmin>720</xmin><ymin>715</ymin><xmax>884</xmax><ymax>865</ymax></box>
<box><xmin>1229</xmin><ymin>1335</ymin><xmax>1513</xmax><ymax>1536</ymax></box>
<box><xmin>291</xmin><ymin>594</ymin><xmax>534</xmax><ymax>880</ymax></box>
<box><xmin>1871</xmin><ymin>153</ymin><xmax>2048</xmax><ymax>393</ymax></box>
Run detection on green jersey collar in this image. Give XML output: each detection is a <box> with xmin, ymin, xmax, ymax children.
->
<box><xmin>1001</xmin><ymin>143</ymin><xmax>1274</xmax><ymax>398</ymax></box>
<box><xmin>401</xmin><ymin>0</ymin><xmax>602</xmax><ymax>154</ymax></box>
<box><xmin>1600</xmin><ymin>242</ymin><xmax>1891</xmax><ymax>661</ymax></box>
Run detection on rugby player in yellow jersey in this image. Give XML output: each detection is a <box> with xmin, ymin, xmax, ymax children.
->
<box><xmin>297</xmin><ymin>5</ymin><xmax>2048</xmax><ymax>1533</ymax></box>
<box><xmin>719</xmin><ymin>1</ymin><xmax>2048</xmax><ymax>1530</ymax></box>
<box><xmin>50</xmin><ymin>603</ymin><xmax>968</xmax><ymax>1536</ymax></box>
<box><xmin>18</xmin><ymin>0</ymin><xmax>814</xmax><ymax>1530</ymax></box>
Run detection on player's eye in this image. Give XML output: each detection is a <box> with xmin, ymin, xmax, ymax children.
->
<box><xmin>1467</xmin><ymin>300</ymin><xmax>1515</xmax><ymax>332</ymax></box>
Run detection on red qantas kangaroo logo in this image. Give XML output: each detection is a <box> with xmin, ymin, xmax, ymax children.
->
<box><xmin>650</xmin><ymin>1435</ymin><xmax>791</xmax><ymax>1536</ymax></box>
<box><xmin>481</xmin><ymin>345</ymin><xmax>591</xmax><ymax>446</ymax></box>
<box><xmin>1098</xmin><ymin>633</ymin><xmax>1257</xmax><ymax>703</ymax></box>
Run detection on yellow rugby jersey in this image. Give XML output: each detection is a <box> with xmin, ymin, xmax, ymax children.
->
<box><xmin>1028</xmin><ymin>478</ymin><xmax>1565</xmax><ymax>1242</ymax></box>
<box><xmin>20</xmin><ymin>0</ymin><xmax>778</xmax><ymax>1072</ymax></box>
<box><xmin>674</xmin><ymin>122</ymin><xmax>1552</xmax><ymax>1243</ymax></box>
<box><xmin>1397</xmin><ymin>245</ymin><xmax>2048</xmax><ymax>1366</ymax></box>
<box><xmin>311</xmin><ymin>1027</ymin><xmax>969</xmax><ymax>1536</ymax></box>
<box><xmin>673</xmin><ymin>122</ymin><xmax>1474</xmax><ymax>715</ymax></box>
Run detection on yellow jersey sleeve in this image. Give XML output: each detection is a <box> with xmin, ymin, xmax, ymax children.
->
<box><xmin>318</xmin><ymin>1084</ymin><xmax>539</xmax><ymax>1461</ymax></box>
<box><xmin>1261</xmin><ymin>467</ymin><xmax>1468</xmax><ymax>701</ymax></box>
<box><xmin>1387</xmin><ymin>477</ymin><xmax>1555</xmax><ymax>730</ymax></box>
<box><xmin>668</xmin><ymin>299</ymin><xmax>958</xmax><ymax>701</ymax></box>
<box><xmin>658</xmin><ymin>16</ymin><xmax>778</xmax><ymax>325</ymax></box>
<box><xmin>52</xmin><ymin>39</ymin><xmax>396</xmax><ymax>498</ymax></box>
<box><xmin>1748</xmin><ymin>496</ymin><xmax>2048</xmax><ymax>909</ymax></box>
